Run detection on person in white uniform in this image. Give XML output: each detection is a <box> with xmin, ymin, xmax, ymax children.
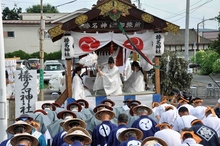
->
<box><xmin>159</xmin><ymin>106</ymin><xmax>179</xmax><ymax>126</ymax></box>
<box><xmin>123</xmin><ymin>61</ymin><xmax>145</xmax><ymax>93</ymax></box>
<box><xmin>190</xmin><ymin>98</ymin><xmax>207</xmax><ymax>120</ymax></box>
<box><xmin>173</xmin><ymin>107</ymin><xmax>197</xmax><ymax>133</ymax></box>
<box><xmin>94</xmin><ymin>57</ymin><xmax>122</xmax><ymax>95</ymax></box>
<box><xmin>154</xmin><ymin>122</ymin><xmax>181</xmax><ymax>146</ymax></box>
<box><xmin>202</xmin><ymin>106</ymin><xmax>220</xmax><ymax>138</ymax></box>
<box><xmin>72</xmin><ymin>66</ymin><xmax>90</xmax><ymax>100</ymax></box>
<box><xmin>177</xmin><ymin>95</ymin><xmax>194</xmax><ymax>113</ymax></box>
<box><xmin>179</xmin><ymin>128</ymin><xmax>203</xmax><ymax>146</ymax></box>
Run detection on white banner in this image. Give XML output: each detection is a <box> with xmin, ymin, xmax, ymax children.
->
<box><xmin>72</xmin><ymin>32</ymin><xmax>112</xmax><ymax>57</ymax></box>
<box><xmin>15</xmin><ymin>70</ymin><xmax>37</xmax><ymax>118</ymax></box>
<box><xmin>152</xmin><ymin>33</ymin><xmax>165</xmax><ymax>56</ymax></box>
<box><xmin>71</xmin><ymin>31</ymin><xmax>161</xmax><ymax>57</ymax></box>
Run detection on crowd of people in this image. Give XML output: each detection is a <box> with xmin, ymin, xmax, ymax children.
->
<box><xmin>1</xmin><ymin>93</ymin><xmax>220</xmax><ymax>146</ymax></box>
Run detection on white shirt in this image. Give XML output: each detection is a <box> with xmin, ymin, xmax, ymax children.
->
<box><xmin>179</xmin><ymin>138</ymin><xmax>203</xmax><ymax>146</ymax></box>
<box><xmin>190</xmin><ymin>106</ymin><xmax>207</xmax><ymax>120</ymax></box>
<box><xmin>202</xmin><ymin>114</ymin><xmax>220</xmax><ymax>137</ymax></box>
<box><xmin>154</xmin><ymin>129</ymin><xmax>181</xmax><ymax>146</ymax></box>
<box><xmin>173</xmin><ymin>115</ymin><xmax>197</xmax><ymax>133</ymax></box>
<box><xmin>155</xmin><ymin>103</ymin><xmax>176</xmax><ymax>117</ymax></box>
<box><xmin>159</xmin><ymin>109</ymin><xmax>179</xmax><ymax>126</ymax></box>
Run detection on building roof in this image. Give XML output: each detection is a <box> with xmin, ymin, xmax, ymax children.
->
<box><xmin>165</xmin><ymin>29</ymin><xmax>212</xmax><ymax>45</ymax></box>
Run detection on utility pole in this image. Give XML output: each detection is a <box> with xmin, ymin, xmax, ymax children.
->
<box><xmin>184</xmin><ymin>0</ymin><xmax>190</xmax><ymax>61</ymax></box>
<box><xmin>0</xmin><ymin>0</ymin><xmax>8</xmax><ymax>141</ymax></box>
<box><xmin>39</xmin><ymin>0</ymin><xmax>45</xmax><ymax>101</ymax></box>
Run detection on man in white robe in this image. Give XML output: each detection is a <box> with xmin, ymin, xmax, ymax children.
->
<box><xmin>93</xmin><ymin>57</ymin><xmax>122</xmax><ymax>95</ymax></box>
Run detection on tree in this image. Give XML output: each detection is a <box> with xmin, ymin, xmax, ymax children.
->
<box><xmin>2</xmin><ymin>7</ymin><xmax>22</xmax><ymax>20</ymax></box>
<box><xmin>210</xmin><ymin>12</ymin><xmax>220</xmax><ymax>55</ymax></box>
<box><xmin>152</xmin><ymin>50</ymin><xmax>193</xmax><ymax>96</ymax></box>
<box><xmin>26</xmin><ymin>4</ymin><xmax>59</xmax><ymax>13</ymax></box>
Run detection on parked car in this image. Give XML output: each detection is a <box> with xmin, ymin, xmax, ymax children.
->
<box><xmin>44</xmin><ymin>62</ymin><xmax>65</xmax><ymax>81</ymax></box>
<box><xmin>49</xmin><ymin>71</ymin><xmax>65</xmax><ymax>92</ymax></box>
<box><xmin>16</xmin><ymin>60</ymin><xmax>31</xmax><ymax>70</ymax></box>
<box><xmin>28</xmin><ymin>58</ymin><xmax>40</xmax><ymax>69</ymax></box>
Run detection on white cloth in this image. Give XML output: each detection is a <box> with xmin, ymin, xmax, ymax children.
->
<box><xmin>93</xmin><ymin>65</ymin><xmax>122</xmax><ymax>95</ymax></box>
<box><xmin>159</xmin><ymin>109</ymin><xmax>179</xmax><ymax>126</ymax></box>
<box><xmin>154</xmin><ymin>129</ymin><xmax>181</xmax><ymax>146</ymax></box>
<box><xmin>179</xmin><ymin>138</ymin><xmax>203</xmax><ymax>146</ymax></box>
<box><xmin>178</xmin><ymin>104</ymin><xmax>194</xmax><ymax>113</ymax></box>
<box><xmin>72</xmin><ymin>75</ymin><xmax>85</xmax><ymax>100</ymax></box>
<box><xmin>44</xmin><ymin>129</ymin><xmax>52</xmax><ymax>146</ymax></box>
<box><xmin>190</xmin><ymin>106</ymin><xmax>207</xmax><ymax>120</ymax></box>
<box><xmin>123</xmin><ymin>70</ymin><xmax>145</xmax><ymax>93</ymax></box>
<box><xmin>155</xmin><ymin>103</ymin><xmax>176</xmax><ymax>117</ymax></box>
<box><xmin>202</xmin><ymin>114</ymin><xmax>220</xmax><ymax>137</ymax></box>
<box><xmin>173</xmin><ymin>115</ymin><xmax>197</xmax><ymax>133</ymax></box>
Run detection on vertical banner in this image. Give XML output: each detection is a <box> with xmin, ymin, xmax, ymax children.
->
<box><xmin>15</xmin><ymin>70</ymin><xmax>37</xmax><ymax>118</ymax></box>
<box><xmin>152</xmin><ymin>33</ymin><xmax>165</xmax><ymax>56</ymax></box>
<box><xmin>62</xmin><ymin>35</ymin><xmax>74</xmax><ymax>59</ymax></box>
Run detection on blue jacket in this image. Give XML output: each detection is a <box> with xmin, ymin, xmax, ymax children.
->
<box><xmin>191</xmin><ymin>123</ymin><xmax>220</xmax><ymax>146</ymax></box>
<box><xmin>119</xmin><ymin>137</ymin><xmax>141</xmax><ymax>146</ymax></box>
<box><xmin>92</xmin><ymin>121</ymin><xmax>117</xmax><ymax>146</ymax></box>
<box><xmin>52</xmin><ymin>130</ymin><xmax>67</xmax><ymax>146</ymax></box>
<box><xmin>131</xmin><ymin>115</ymin><xmax>159</xmax><ymax>139</ymax></box>
<box><xmin>107</xmin><ymin>124</ymin><xmax>128</xmax><ymax>146</ymax></box>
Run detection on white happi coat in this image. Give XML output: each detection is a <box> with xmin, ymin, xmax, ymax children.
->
<box><xmin>173</xmin><ymin>115</ymin><xmax>197</xmax><ymax>133</ymax></box>
<box><xmin>159</xmin><ymin>109</ymin><xmax>179</xmax><ymax>126</ymax></box>
<box><xmin>72</xmin><ymin>75</ymin><xmax>85</xmax><ymax>100</ymax></box>
<box><xmin>123</xmin><ymin>70</ymin><xmax>145</xmax><ymax>93</ymax></box>
<box><xmin>190</xmin><ymin>106</ymin><xmax>207</xmax><ymax>120</ymax></box>
<box><xmin>202</xmin><ymin>114</ymin><xmax>220</xmax><ymax>137</ymax></box>
<box><xmin>178</xmin><ymin>104</ymin><xmax>194</xmax><ymax>113</ymax></box>
<box><xmin>179</xmin><ymin>138</ymin><xmax>203</xmax><ymax>146</ymax></box>
<box><xmin>93</xmin><ymin>65</ymin><xmax>122</xmax><ymax>95</ymax></box>
<box><xmin>154</xmin><ymin>129</ymin><xmax>182</xmax><ymax>146</ymax></box>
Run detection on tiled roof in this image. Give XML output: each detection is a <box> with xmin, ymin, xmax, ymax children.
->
<box><xmin>165</xmin><ymin>29</ymin><xmax>212</xmax><ymax>45</ymax></box>
<box><xmin>3</xmin><ymin>20</ymin><xmax>51</xmax><ymax>24</ymax></box>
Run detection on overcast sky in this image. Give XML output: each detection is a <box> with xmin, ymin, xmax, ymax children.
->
<box><xmin>1</xmin><ymin>0</ymin><xmax>219</xmax><ymax>29</ymax></box>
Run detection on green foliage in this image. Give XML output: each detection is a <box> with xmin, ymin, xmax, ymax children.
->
<box><xmin>152</xmin><ymin>50</ymin><xmax>193</xmax><ymax>96</ymax></box>
<box><xmin>191</xmin><ymin>50</ymin><xmax>207</xmax><ymax>64</ymax></box>
<box><xmin>5</xmin><ymin>50</ymin><xmax>62</xmax><ymax>60</ymax></box>
<box><xmin>26</xmin><ymin>4</ymin><xmax>59</xmax><ymax>13</ymax></box>
<box><xmin>212</xmin><ymin>59</ymin><xmax>220</xmax><ymax>73</ymax></box>
<box><xmin>2</xmin><ymin>7</ymin><xmax>22</xmax><ymax>20</ymax></box>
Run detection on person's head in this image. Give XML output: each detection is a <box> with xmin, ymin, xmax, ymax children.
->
<box><xmin>192</xmin><ymin>97</ymin><xmax>203</xmax><ymax>107</ymax></box>
<box><xmin>95</xmin><ymin>108</ymin><xmax>115</xmax><ymax>121</ymax></box>
<box><xmin>108</xmin><ymin>57</ymin><xmax>115</xmax><ymax>69</ymax></box>
<box><xmin>101</xmin><ymin>99</ymin><xmax>115</xmax><ymax>107</ymax></box>
<box><xmin>76</xmin><ymin>99</ymin><xmax>89</xmax><ymax>108</ymax></box>
<box><xmin>10</xmin><ymin>133</ymin><xmax>39</xmax><ymax>146</ymax></box>
<box><xmin>67</xmin><ymin>102</ymin><xmax>82</xmax><ymax>112</ymax></box>
<box><xmin>141</xmin><ymin>136</ymin><xmax>168</xmax><ymax>146</ymax></box>
<box><xmin>156</xmin><ymin>122</ymin><xmax>172</xmax><ymax>130</ymax></box>
<box><xmin>118</xmin><ymin>128</ymin><xmax>143</xmax><ymax>142</ymax></box>
<box><xmin>57</xmin><ymin>110</ymin><xmax>77</xmax><ymax>120</ymax></box>
<box><xmin>129</xmin><ymin>100</ymin><xmax>141</xmax><ymax>109</ymax></box>
<box><xmin>131</xmin><ymin>61</ymin><xmax>138</xmax><ymax>71</ymax></box>
<box><xmin>133</xmin><ymin>62</ymin><xmax>141</xmax><ymax>72</ymax></box>
<box><xmin>178</xmin><ymin>106</ymin><xmax>189</xmax><ymax>117</ymax></box>
<box><xmin>7</xmin><ymin>120</ymin><xmax>33</xmax><ymax>135</ymax></box>
<box><xmin>118</xmin><ymin>113</ymin><xmax>128</xmax><ymax>125</ymax></box>
<box><xmin>41</xmin><ymin>103</ymin><xmax>56</xmax><ymax>111</ymax></box>
<box><xmin>132</xmin><ymin>105</ymin><xmax>152</xmax><ymax>116</ymax></box>
<box><xmin>15</xmin><ymin>114</ymin><xmax>33</xmax><ymax>124</ymax></box>
<box><xmin>62</xmin><ymin>118</ymin><xmax>86</xmax><ymax>131</ymax></box>
<box><xmin>181</xmin><ymin>128</ymin><xmax>201</xmax><ymax>143</ymax></box>
<box><xmin>75</xmin><ymin>66</ymin><xmax>82</xmax><ymax>75</ymax></box>
<box><xmin>191</xmin><ymin>119</ymin><xmax>203</xmax><ymax>126</ymax></box>
<box><xmin>151</xmin><ymin>102</ymin><xmax>159</xmax><ymax>108</ymax></box>
<box><xmin>123</xmin><ymin>98</ymin><xmax>133</xmax><ymax>107</ymax></box>
<box><xmin>205</xmin><ymin>106</ymin><xmax>216</xmax><ymax>117</ymax></box>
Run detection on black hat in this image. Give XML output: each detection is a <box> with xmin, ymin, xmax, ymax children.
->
<box><xmin>108</xmin><ymin>57</ymin><xmax>114</xmax><ymax>64</ymax></box>
<box><xmin>15</xmin><ymin>114</ymin><xmax>33</xmax><ymax>121</ymax></box>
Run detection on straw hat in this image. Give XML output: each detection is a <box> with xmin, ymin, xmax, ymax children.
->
<box><xmin>34</xmin><ymin>109</ymin><xmax>47</xmax><ymax>115</ymax></box>
<box><xmin>41</xmin><ymin>103</ymin><xmax>56</xmax><ymax>111</ymax></box>
<box><xmin>57</xmin><ymin>110</ymin><xmax>76</xmax><ymax>119</ymax></box>
<box><xmin>76</xmin><ymin>99</ymin><xmax>89</xmax><ymax>108</ymax></box>
<box><xmin>7</xmin><ymin>121</ymin><xmax>33</xmax><ymax>134</ymax></box>
<box><xmin>67</xmin><ymin>102</ymin><xmax>82</xmax><ymax>112</ymax></box>
<box><xmin>132</xmin><ymin>105</ymin><xmax>152</xmax><ymax>115</ymax></box>
<box><xmin>15</xmin><ymin>114</ymin><xmax>33</xmax><ymax>121</ymax></box>
<box><xmin>10</xmin><ymin>133</ymin><xmax>39</xmax><ymax>146</ymax></box>
<box><xmin>62</xmin><ymin>118</ymin><xmax>87</xmax><ymax>131</ymax></box>
<box><xmin>95</xmin><ymin>108</ymin><xmax>115</xmax><ymax>120</ymax></box>
<box><xmin>64</xmin><ymin>127</ymin><xmax>92</xmax><ymax>145</ymax></box>
<box><xmin>93</xmin><ymin>104</ymin><xmax>113</xmax><ymax>113</ymax></box>
<box><xmin>118</xmin><ymin>128</ymin><xmax>143</xmax><ymax>142</ymax></box>
<box><xmin>100</xmin><ymin>99</ymin><xmax>115</xmax><ymax>107</ymax></box>
<box><xmin>141</xmin><ymin>136</ymin><xmax>168</xmax><ymax>146</ymax></box>
<box><xmin>123</xmin><ymin>98</ymin><xmax>133</xmax><ymax>103</ymax></box>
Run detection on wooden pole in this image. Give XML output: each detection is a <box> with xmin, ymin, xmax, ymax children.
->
<box><xmin>66</xmin><ymin>59</ymin><xmax>72</xmax><ymax>97</ymax></box>
<box><xmin>155</xmin><ymin>56</ymin><xmax>161</xmax><ymax>94</ymax></box>
<box><xmin>133</xmin><ymin>52</ymin><xmax>138</xmax><ymax>61</ymax></box>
